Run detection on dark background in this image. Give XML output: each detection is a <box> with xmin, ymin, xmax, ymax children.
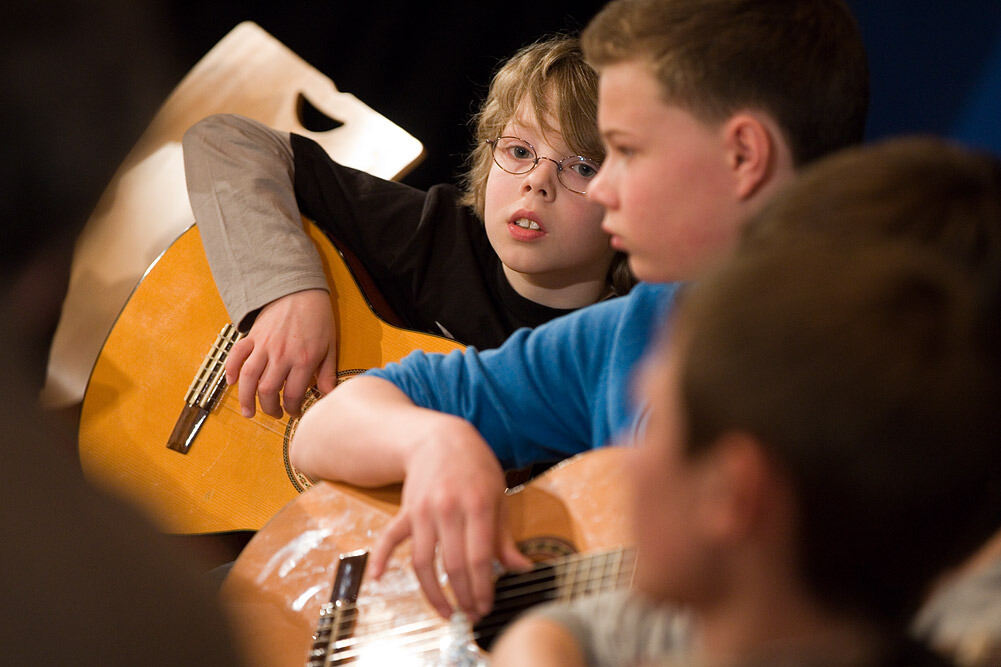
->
<box><xmin>159</xmin><ymin>1</ymin><xmax>1001</xmax><ymax>190</ymax></box>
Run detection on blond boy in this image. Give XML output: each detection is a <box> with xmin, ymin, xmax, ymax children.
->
<box><xmin>184</xmin><ymin>36</ymin><xmax>630</xmax><ymax>419</ymax></box>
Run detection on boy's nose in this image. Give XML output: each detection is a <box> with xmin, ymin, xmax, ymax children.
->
<box><xmin>522</xmin><ymin>159</ymin><xmax>559</xmax><ymax>197</ymax></box>
<box><xmin>587</xmin><ymin>168</ymin><xmax>614</xmax><ymax>208</ymax></box>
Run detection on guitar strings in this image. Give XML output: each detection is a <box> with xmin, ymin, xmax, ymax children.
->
<box><xmin>492</xmin><ymin>548</ymin><xmax>635</xmax><ymax>591</ymax></box>
<box><xmin>320</xmin><ymin>548</ymin><xmax>634</xmax><ymax>640</ymax></box>
<box><xmin>319</xmin><ymin>616</ymin><xmax>448</xmax><ymax>663</ymax></box>
<box><xmin>316</xmin><ymin>560</ymin><xmax>624</xmax><ymax>648</ymax></box>
<box><xmin>315</xmin><ymin>549</ymin><xmax>634</xmax><ymax>660</ymax></box>
<box><xmin>317</xmin><ymin>575</ymin><xmax>611</xmax><ymax>655</ymax></box>
<box><xmin>323</xmin><ymin>617</ymin><xmax>489</xmax><ymax>664</ymax></box>
<box><xmin>317</xmin><ymin>548</ymin><xmax>632</xmax><ymax>641</ymax></box>
<box><xmin>328</xmin><ymin>616</ymin><xmax>441</xmax><ymax>645</ymax></box>
<box><xmin>214</xmin><ymin>393</ymin><xmax>290</xmax><ymax>438</ymax></box>
<box><xmin>490</xmin><ymin>566</ymin><xmax>630</xmax><ymax>608</ymax></box>
<box><xmin>471</xmin><ymin>563</ymin><xmax>634</xmax><ymax>640</ymax></box>
<box><xmin>323</xmin><ymin>630</ymin><xmax>441</xmax><ymax>664</ymax></box>
<box><xmin>319</xmin><ymin>569</ymin><xmax>629</xmax><ymax>664</ymax></box>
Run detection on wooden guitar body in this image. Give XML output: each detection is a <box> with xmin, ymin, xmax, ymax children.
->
<box><xmin>43</xmin><ymin>21</ymin><xmax>423</xmax><ymax>410</ymax></box>
<box><xmin>78</xmin><ymin>220</ymin><xmax>462</xmax><ymax>534</ymax></box>
<box><xmin>220</xmin><ymin>446</ymin><xmax>633</xmax><ymax>667</ymax></box>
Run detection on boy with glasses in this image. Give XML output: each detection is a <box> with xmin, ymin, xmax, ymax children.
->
<box><xmin>183</xmin><ymin>35</ymin><xmax>631</xmax><ymax>420</ymax></box>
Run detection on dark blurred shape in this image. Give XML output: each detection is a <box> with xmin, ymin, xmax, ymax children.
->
<box><xmin>1</xmin><ymin>0</ymin><xmax>181</xmax><ymax>384</ymax></box>
<box><xmin>0</xmin><ymin>1</ymin><xmax>243</xmax><ymax>664</ymax></box>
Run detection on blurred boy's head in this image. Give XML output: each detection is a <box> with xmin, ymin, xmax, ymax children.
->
<box><xmin>631</xmin><ymin>139</ymin><xmax>1001</xmax><ymax>634</ymax></box>
<box><xmin>742</xmin><ymin>136</ymin><xmax>1001</xmax><ymax>287</ymax></box>
<box><xmin>579</xmin><ymin>0</ymin><xmax>868</xmax><ymax>282</ymax></box>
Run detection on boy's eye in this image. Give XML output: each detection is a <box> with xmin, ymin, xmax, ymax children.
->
<box><xmin>612</xmin><ymin>144</ymin><xmax>635</xmax><ymax>158</ymax></box>
<box><xmin>509</xmin><ymin>145</ymin><xmax>533</xmax><ymax>160</ymax></box>
<box><xmin>568</xmin><ymin>160</ymin><xmax>600</xmax><ymax>179</ymax></box>
<box><xmin>497</xmin><ymin>137</ymin><xmax>536</xmax><ymax>162</ymax></box>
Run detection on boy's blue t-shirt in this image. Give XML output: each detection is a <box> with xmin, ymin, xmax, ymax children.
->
<box><xmin>366</xmin><ymin>282</ymin><xmax>680</xmax><ymax>469</ymax></box>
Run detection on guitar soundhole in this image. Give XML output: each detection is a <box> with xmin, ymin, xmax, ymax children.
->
<box><xmin>282</xmin><ymin>371</ymin><xmax>368</xmax><ymax>492</ymax></box>
<box><xmin>518</xmin><ymin>536</ymin><xmax>577</xmax><ymax>562</ymax></box>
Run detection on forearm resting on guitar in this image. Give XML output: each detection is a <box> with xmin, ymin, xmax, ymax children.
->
<box><xmin>289</xmin><ymin>375</ymin><xmax>455</xmax><ymax>486</ymax></box>
<box><xmin>291</xmin><ymin>375</ymin><xmax>532</xmax><ymax>620</ymax></box>
<box><xmin>296</xmin><ymin>374</ymin><xmax>532</xmax><ymax>616</ymax></box>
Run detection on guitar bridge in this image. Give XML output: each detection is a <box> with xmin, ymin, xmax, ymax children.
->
<box><xmin>167</xmin><ymin>323</ymin><xmax>244</xmax><ymax>454</ymax></box>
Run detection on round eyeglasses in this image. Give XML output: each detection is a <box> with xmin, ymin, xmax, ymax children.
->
<box><xmin>487</xmin><ymin>136</ymin><xmax>601</xmax><ymax>195</ymax></box>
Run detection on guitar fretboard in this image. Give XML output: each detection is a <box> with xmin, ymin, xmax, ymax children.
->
<box><xmin>473</xmin><ymin>547</ymin><xmax>635</xmax><ymax>651</ymax></box>
<box><xmin>307</xmin><ymin>547</ymin><xmax>635</xmax><ymax>664</ymax></box>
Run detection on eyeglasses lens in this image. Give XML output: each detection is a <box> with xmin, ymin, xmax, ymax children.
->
<box><xmin>491</xmin><ymin>136</ymin><xmax>599</xmax><ymax>194</ymax></box>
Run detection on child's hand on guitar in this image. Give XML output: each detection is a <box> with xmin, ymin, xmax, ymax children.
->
<box><xmin>289</xmin><ymin>376</ymin><xmax>531</xmax><ymax>619</ymax></box>
<box><xmin>225</xmin><ymin>288</ymin><xmax>337</xmax><ymax>418</ymax></box>
<box><xmin>369</xmin><ymin>419</ymin><xmax>533</xmax><ymax>621</ymax></box>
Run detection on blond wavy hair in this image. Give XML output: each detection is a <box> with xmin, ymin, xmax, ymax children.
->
<box><xmin>461</xmin><ymin>34</ymin><xmax>634</xmax><ymax>295</ymax></box>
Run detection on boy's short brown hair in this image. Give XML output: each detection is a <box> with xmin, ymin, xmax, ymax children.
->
<box><xmin>674</xmin><ymin>241</ymin><xmax>1001</xmax><ymax>628</ymax></box>
<box><xmin>742</xmin><ymin>136</ymin><xmax>1001</xmax><ymax>283</ymax></box>
<box><xmin>581</xmin><ymin>0</ymin><xmax>869</xmax><ymax>166</ymax></box>
<box><xmin>670</xmin><ymin>138</ymin><xmax>1001</xmax><ymax>627</ymax></box>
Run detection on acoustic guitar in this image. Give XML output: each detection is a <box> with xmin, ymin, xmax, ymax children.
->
<box><xmin>219</xmin><ymin>445</ymin><xmax>634</xmax><ymax>667</ymax></box>
<box><xmin>78</xmin><ymin>220</ymin><xmax>463</xmax><ymax>534</ymax></box>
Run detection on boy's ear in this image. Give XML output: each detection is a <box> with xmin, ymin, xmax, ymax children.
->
<box><xmin>722</xmin><ymin>112</ymin><xmax>777</xmax><ymax>201</ymax></box>
<box><xmin>696</xmin><ymin>432</ymin><xmax>777</xmax><ymax>542</ymax></box>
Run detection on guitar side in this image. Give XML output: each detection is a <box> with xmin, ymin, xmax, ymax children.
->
<box><xmin>78</xmin><ymin>220</ymin><xmax>463</xmax><ymax>534</ymax></box>
<box><xmin>219</xmin><ymin>446</ymin><xmax>633</xmax><ymax>667</ymax></box>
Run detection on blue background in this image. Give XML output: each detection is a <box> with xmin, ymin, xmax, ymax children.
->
<box><xmin>848</xmin><ymin>1</ymin><xmax>1001</xmax><ymax>155</ymax></box>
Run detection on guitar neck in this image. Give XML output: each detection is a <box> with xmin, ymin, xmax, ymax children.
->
<box><xmin>220</xmin><ymin>448</ymin><xmax>635</xmax><ymax>666</ymax></box>
<box><xmin>554</xmin><ymin>546</ymin><xmax>636</xmax><ymax>600</ymax></box>
<box><xmin>473</xmin><ymin>547</ymin><xmax>635</xmax><ymax>651</ymax></box>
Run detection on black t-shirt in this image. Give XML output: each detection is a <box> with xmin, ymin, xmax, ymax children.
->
<box><xmin>291</xmin><ymin>133</ymin><xmax>576</xmax><ymax>350</ymax></box>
